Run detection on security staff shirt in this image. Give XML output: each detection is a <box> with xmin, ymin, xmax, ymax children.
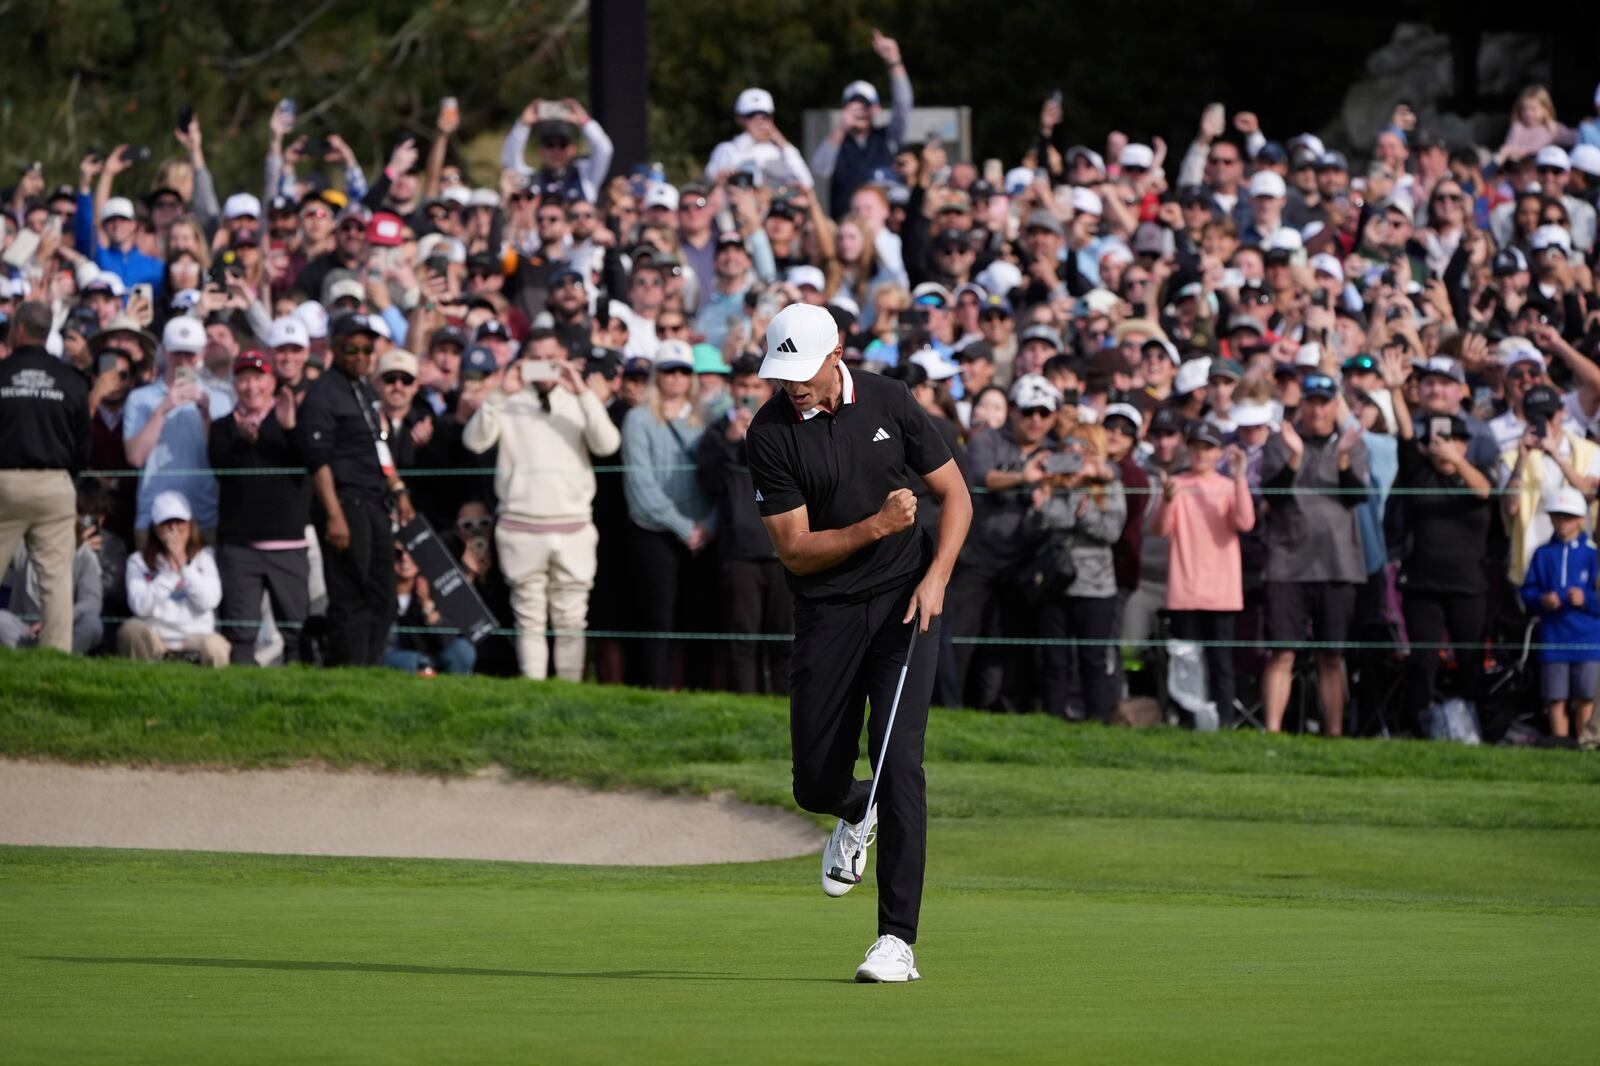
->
<box><xmin>0</xmin><ymin>346</ymin><xmax>90</xmax><ymax>473</ymax></box>
<box><xmin>746</xmin><ymin>365</ymin><xmax>951</xmax><ymax>602</ymax></box>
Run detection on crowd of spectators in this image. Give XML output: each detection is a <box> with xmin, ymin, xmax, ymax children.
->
<box><xmin>5</xmin><ymin>34</ymin><xmax>1600</xmax><ymax>746</ymax></box>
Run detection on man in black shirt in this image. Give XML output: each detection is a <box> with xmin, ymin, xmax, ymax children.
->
<box><xmin>746</xmin><ymin>303</ymin><xmax>971</xmax><ymax>983</ymax></box>
<box><xmin>300</xmin><ymin>313</ymin><xmax>415</xmax><ymax>666</ymax></box>
<box><xmin>0</xmin><ymin>302</ymin><xmax>90</xmax><ymax>652</ymax></box>
<box><xmin>208</xmin><ymin>351</ymin><xmax>312</xmax><ymax>665</ymax></box>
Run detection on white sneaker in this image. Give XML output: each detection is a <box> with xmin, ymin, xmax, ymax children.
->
<box><xmin>820</xmin><ymin>804</ymin><xmax>877</xmax><ymax>897</ymax></box>
<box><xmin>855</xmin><ymin>934</ymin><xmax>921</xmax><ymax>983</ymax></box>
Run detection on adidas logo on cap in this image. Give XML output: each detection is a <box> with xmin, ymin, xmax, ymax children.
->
<box><xmin>776</xmin><ymin>337</ymin><xmax>799</xmax><ymax>354</ymax></box>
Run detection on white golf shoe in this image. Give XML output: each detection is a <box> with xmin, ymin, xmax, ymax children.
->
<box><xmin>855</xmin><ymin>934</ymin><xmax>921</xmax><ymax>983</ymax></box>
<box><xmin>821</xmin><ymin>804</ymin><xmax>877</xmax><ymax>897</ymax></box>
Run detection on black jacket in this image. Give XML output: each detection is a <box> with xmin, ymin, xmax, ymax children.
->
<box><xmin>207</xmin><ymin>410</ymin><xmax>312</xmax><ymax>544</ymax></box>
<box><xmin>697</xmin><ymin>413</ymin><xmax>777</xmax><ymax>563</ymax></box>
<box><xmin>0</xmin><ymin>346</ymin><xmax>90</xmax><ymax>473</ymax></box>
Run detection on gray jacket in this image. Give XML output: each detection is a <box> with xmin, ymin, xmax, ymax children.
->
<box><xmin>1028</xmin><ymin>479</ymin><xmax>1127</xmax><ymax>599</ymax></box>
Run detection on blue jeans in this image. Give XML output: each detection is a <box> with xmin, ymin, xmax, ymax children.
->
<box><xmin>381</xmin><ymin>638</ymin><xmax>476</xmax><ymax>676</ymax></box>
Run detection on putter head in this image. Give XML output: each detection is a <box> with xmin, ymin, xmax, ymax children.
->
<box><xmin>825</xmin><ymin>865</ymin><xmax>862</xmax><ymax>885</ymax></box>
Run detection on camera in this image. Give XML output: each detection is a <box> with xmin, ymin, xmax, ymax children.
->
<box><xmin>176</xmin><ymin>105</ymin><xmax>193</xmax><ymax>133</ymax></box>
<box><xmin>123</xmin><ymin>145</ymin><xmax>152</xmax><ymax>165</ymax></box>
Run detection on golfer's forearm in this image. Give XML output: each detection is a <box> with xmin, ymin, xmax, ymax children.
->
<box><xmin>927</xmin><ymin>490</ymin><xmax>971</xmax><ymax>584</ymax></box>
<box><xmin>780</xmin><ymin>518</ymin><xmax>885</xmax><ymax>576</ymax></box>
<box><xmin>311</xmin><ymin>467</ymin><xmax>342</xmax><ymax>517</ymax></box>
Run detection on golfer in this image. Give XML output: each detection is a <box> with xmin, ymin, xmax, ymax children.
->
<box><xmin>746</xmin><ymin>303</ymin><xmax>971</xmax><ymax>982</ymax></box>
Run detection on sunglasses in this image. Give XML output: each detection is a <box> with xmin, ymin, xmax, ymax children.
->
<box><xmin>510</xmin><ymin>191</ymin><xmax>537</xmax><ymax>203</ymax></box>
<box><xmin>679</xmin><ymin>197</ymin><xmax>710</xmax><ymax>211</ymax></box>
<box><xmin>1541</xmin><ymin>216</ymin><xmax>1567</xmax><ymax>226</ymax></box>
<box><xmin>541</xmin><ymin>139</ymin><xmax>572</xmax><ymax>150</ymax></box>
<box><xmin>1536</xmin><ymin>166</ymin><xmax>1567</xmax><ymax>176</ymax></box>
<box><xmin>632</xmin><ymin>276</ymin><xmax>664</xmax><ymax>289</ymax></box>
<box><xmin>341</xmin><ymin>343</ymin><xmax>375</xmax><ymax>356</ymax></box>
<box><xmin>1020</xmin><ymin>407</ymin><xmax>1054</xmax><ymax>420</ymax></box>
<box><xmin>152</xmin><ymin>199</ymin><xmax>183</xmax><ymax>211</ymax></box>
<box><xmin>338</xmin><ymin>222</ymin><xmax>365</xmax><ymax>234</ymax></box>
<box><xmin>658</xmin><ymin>366</ymin><xmax>691</xmax><ymax>376</ymax></box>
<box><xmin>457</xmin><ymin>517</ymin><xmax>495</xmax><ymax>534</ymax></box>
<box><xmin>658</xmin><ymin>321</ymin><xmax>688</xmax><ymax>333</ymax></box>
<box><xmin>380</xmin><ymin>372</ymin><xmax>415</xmax><ymax>386</ymax></box>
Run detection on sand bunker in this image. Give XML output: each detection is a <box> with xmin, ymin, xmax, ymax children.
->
<box><xmin>0</xmin><ymin>759</ymin><xmax>821</xmax><ymax>865</ymax></box>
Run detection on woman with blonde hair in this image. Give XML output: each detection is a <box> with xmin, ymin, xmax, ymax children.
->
<box><xmin>163</xmin><ymin>215</ymin><xmax>212</xmax><ymax>271</ymax></box>
<box><xmin>1496</xmin><ymin>85</ymin><xmax>1576</xmax><ymax>164</ymax></box>
<box><xmin>620</xmin><ymin>344</ymin><xmax>718</xmax><ymax>688</ymax></box>
<box><xmin>1028</xmin><ymin>421</ymin><xmax>1127</xmax><ymax>721</ymax></box>
<box><xmin>824</xmin><ymin>213</ymin><xmax>906</xmax><ymax>331</ymax></box>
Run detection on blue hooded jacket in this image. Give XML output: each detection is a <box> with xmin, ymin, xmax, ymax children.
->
<box><xmin>1519</xmin><ymin>530</ymin><xmax>1600</xmax><ymax>664</ymax></box>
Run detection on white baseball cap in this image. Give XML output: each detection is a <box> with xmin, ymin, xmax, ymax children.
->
<box><xmin>786</xmin><ymin>264</ymin><xmax>826</xmax><ymax>291</ymax></box>
<box><xmin>735</xmin><ymin>87</ymin><xmax>775</xmax><ymax>116</ymax></box>
<box><xmin>1249</xmin><ymin>171</ymin><xmax>1287</xmax><ymax>199</ymax></box>
<box><xmin>1266</xmin><ymin>227</ymin><xmax>1304</xmax><ymax>252</ymax></box>
<box><xmin>1532</xmin><ymin>224</ymin><xmax>1573</xmax><ymax>252</ymax></box>
<box><xmin>1174</xmin><ymin>357</ymin><xmax>1212</xmax><ymax>395</ymax></box>
<box><xmin>759</xmin><ymin>303</ymin><xmax>840</xmax><ymax>382</ymax></box>
<box><xmin>101</xmin><ymin>196</ymin><xmax>135</xmax><ymax>222</ymax></box>
<box><xmin>224</xmin><ymin>192</ymin><xmax>262</xmax><ymax>220</ymax></box>
<box><xmin>1232</xmin><ymin>402</ymin><xmax>1274</xmax><ymax>428</ymax></box>
<box><xmin>643</xmin><ymin>184</ymin><xmax>680</xmax><ymax>212</ymax></box>
<box><xmin>910</xmin><ymin>347</ymin><xmax>958</xmax><ymax>382</ymax></box>
<box><xmin>1310</xmin><ymin>253</ymin><xmax>1344</xmax><ymax>279</ymax></box>
<box><xmin>1535</xmin><ymin>145</ymin><xmax>1570</xmax><ymax>172</ymax></box>
<box><xmin>1009</xmin><ymin>373</ymin><xmax>1061</xmax><ymax>412</ymax></box>
<box><xmin>295</xmin><ymin>299</ymin><xmax>330</xmax><ymax>340</ymax></box>
<box><xmin>1547</xmin><ymin>486</ymin><xmax>1589</xmax><ymax>517</ymax></box>
<box><xmin>151</xmin><ymin>490</ymin><xmax>193</xmax><ymax>527</ymax></box>
<box><xmin>1571</xmin><ymin>144</ymin><xmax>1600</xmax><ymax>177</ymax></box>
<box><xmin>975</xmin><ymin>260</ymin><xmax>1023</xmax><ymax>297</ymax></box>
<box><xmin>1294</xmin><ymin>342</ymin><xmax>1324</xmax><ymax>369</ymax></box>
<box><xmin>1497</xmin><ymin>336</ymin><xmax>1546</xmax><ymax>370</ymax></box>
<box><xmin>1118</xmin><ymin>143</ymin><xmax>1155</xmax><ymax>170</ymax></box>
<box><xmin>1070</xmin><ymin>187</ymin><xmax>1103</xmax><ymax>217</ymax></box>
<box><xmin>441</xmin><ymin>186</ymin><xmax>471</xmax><ymax>206</ymax></box>
<box><xmin>467</xmin><ymin>187</ymin><xmax>500</xmax><ymax>209</ymax></box>
<box><xmin>841</xmin><ymin>80</ymin><xmax>880</xmax><ymax>107</ymax></box>
<box><xmin>267</xmin><ymin>316</ymin><xmax>310</xmax><ymax>350</ymax></box>
<box><xmin>327</xmin><ymin>277</ymin><xmax>367</xmax><ymax>305</ymax></box>
<box><xmin>1103</xmin><ymin>402</ymin><xmax>1143</xmax><ymax>428</ymax></box>
<box><xmin>161</xmin><ymin>315</ymin><xmax>206</xmax><ymax>355</ymax></box>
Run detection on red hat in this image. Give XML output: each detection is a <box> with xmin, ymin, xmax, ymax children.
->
<box><xmin>368</xmin><ymin>211</ymin><xmax>405</xmax><ymax>248</ymax></box>
<box><xmin>233</xmin><ymin>350</ymin><xmax>275</xmax><ymax>377</ymax></box>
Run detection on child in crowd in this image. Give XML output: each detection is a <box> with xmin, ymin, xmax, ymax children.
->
<box><xmin>1154</xmin><ymin>421</ymin><xmax>1255</xmax><ymax>726</ymax></box>
<box><xmin>1519</xmin><ymin>487</ymin><xmax>1600</xmax><ymax>741</ymax></box>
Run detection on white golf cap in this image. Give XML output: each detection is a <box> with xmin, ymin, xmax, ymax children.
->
<box><xmin>328</xmin><ymin>277</ymin><xmax>367</xmax><ymax>304</ymax></box>
<box><xmin>367</xmin><ymin>314</ymin><xmax>392</xmax><ymax>340</ymax></box>
<box><xmin>1118</xmin><ymin>143</ymin><xmax>1155</xmax><ymax>170</ymax></box>
<box><xmin>1232</xmin><ymin>402</ymin><xmax>1274</xmax><ymax>428</ymax></box>
<box><xmin>1294</xmin><ymin>342</ymin><xmax>1324</xmax><ymax>369</ymax></box>
<box><xmin>1310</xmin><ymin>253</ymin><xmax>1344</xmax><ymax>279</ymax></box>
<box><xmin>910</xmin><ymin>347</ymin><xmax>958</xmax><ymax>382</ymax></box>
<box><xmin>1103</xmin><ymin>402</ymin><xmax>1143</xmax><ymax>428</ymax></box>
<box><xmin>1009</xmin><ymin>373</ymin><xmax>1061</xmax><ymax>411</ymax></box>
<box><xmin>1070</xmin><ymin>187</ymin><xmax>1103</xmax><ymax>217</ymax></box>
<box><xmin>1532</xmin><ymin>224</ymin><xmax>1573</xmax><ymax>252</ymax></box>
<box><xmin>224</xmin><ymin>192</ymin><xmax>262</xmax><ymax>220</ymax></box>
<box><xmin>1266</xmin><ymin>227</ymin><xmax>1304</xmax><ymax>252</ymax></box>
<box><xmin>1535</xmin><ymin>145</ymin><xmax>1570</xmax><ymax>171</ymax></box>
<box><xmin>1547</xmin><ymin>485</ymin><xmax>1589</xmax><ymax>517</ymax></box>
<box><xmin>1066</xmin><ymin>145</ymin><xmax>1107</xmax><ymax>173</ymax></box>
<box><xmin>735</xmin><ymin>87</ymin><xmax>775</xmax><ymax>116</ymax></box>
<box><xmin>1571</xmin><ymin>144</ymin><xmax>1600</xmax><ymax>177</ymax></box>
<box><xmin>101</xmin><ymin>196</ymin><xmax>135</xmax><ymax>222</ymax></box>
<box><xmin>441</xmin><ymin>186</ymin><xmax>471</xmax><ymax>206</ymax></box>
<box><xmin>161</xmin><ymin>315</ymin><xmax>206</xmax><ymax>355</ymax></box>
<box><xmin>1249</xmin><ymin>171</ymin><xmax>1287</xmax><ymax>199</ymax></box>
<box><xmin>1174</xmin><ymin>357</ymin><xmax>1212</xmax><ymax>395</ymax></box>
<box><xmin>975</xmin><ymin>260</ymin><xmax>1023</xmax><ymax>297</ymax></box>
<box><xmin>1497</xmin><ymin>337</ymin><xmax>1546</xmax><ymax>370</ymax></box>
<box><xmin>1004</xmin><ymin>166</ymin><xmax>1035</xmax><ymax>196</ymax></box>
<box><xmin>267</xmin><ymin>316</ymin><xmax>310</xmax><ymax>349</ymax></box>
<box><xmin>841</xmin><ymin>80</ymin><xmax>879</xmax><ymax>107</ymax></box>
<box><xmin>150</xmin><ymin>490</ymin><xmax>193</xmax><ymax>526</ymax></box>
<box><xmin>759</xmin><ymin>303</ymin><xmax>839</xmax><ymax>381</ymax></box>
<box><xmin>295</xmin><ymin>299</ymin><xmax>330</xmax><ymax>339</ymax></box>
<box><xmin>467</xmin><ymin>187</ymin><xmax>500</xmax><ymax>209</ymax></box>
<box><xmin>643</xmin><ymin>183</ymin><xmax>679</xmax><ymax>211</ymax></box>
<box><xmin>786</xmin><ymin>264</ymin><xmax>826</xmax><ymax>291</ymax></box>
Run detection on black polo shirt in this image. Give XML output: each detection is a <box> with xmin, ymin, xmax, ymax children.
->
<box><xmin>746</xmin><ymin>365</ymin><xmax>952</xmax><ymax>603</ymax></box>
<box><xmin>299</xmin><ymin>364</ymin><xmax>388</xmax><ymax>502</ymax></box>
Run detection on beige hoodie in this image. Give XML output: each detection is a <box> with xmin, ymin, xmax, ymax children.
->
<box><xmin>462</xmin><ymin>385</ymin><xmax>622</xmax><ymax>523</ymax></box>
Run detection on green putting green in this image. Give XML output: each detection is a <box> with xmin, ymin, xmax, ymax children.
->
<box><xmin>2</xmin><ymin>650</ymin><xmax>1598</xmax><ymax>1063</ymax></box>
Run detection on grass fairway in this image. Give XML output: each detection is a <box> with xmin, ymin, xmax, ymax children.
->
<box><xmin>2</xmin><ymin>650</ymin><xmax>1599</xmax><ymax>1063</ymax></box>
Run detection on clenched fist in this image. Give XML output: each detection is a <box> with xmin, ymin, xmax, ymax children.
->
<box><xmin>874</xmin><ymin>488</ymin><xmax>918</xmax><ymax>537</ymax></box>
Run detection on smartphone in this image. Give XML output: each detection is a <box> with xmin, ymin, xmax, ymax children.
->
<box><xmin>123</xmin><ymin>145</ymin><xmax>152</xmax><ymax>165</ymax></box>
<box><xmin>983</xmin><ymin>158</ymin><xmax>1004</xmax><ymax>186</ymax></box>
<box><xmin>1049</xmin><ymin>89</ymin><xmax>1064</xmax><ymax>106</ymax></box>
<box><xmin>1203</xmin><ymin>102</ymin><xmax>1226</xmax><ymax>131</ymax></box>
<box><xmin>130</xmin><ymin>282</ymin><xmax>153</xmax><ymax>306</ymax></box>
<box><xmin>2</xmin><ymin>228</ymin><xmax>40</xmax><ymax>268</ymax></box>
<box><xmin>739</xmin><ymin>394</ymin><xmax>761</xmax><ymax>412</ymax></box>
<box><xmin>441</xmin><ymin>96</ymin><xmax>459</xmax><ymax>125</ymax></box>
<box><xmin>900</xmin><ymin>308</ymin><xmax>930</xmax><ymax>330</ymax></box>
<box><xmin>302</xmin><ymin>136</ymin><xmax>331</xmax><ymax>160</ymax></box>
<box><xmin>1428</xmin><ymin>416</ymin><xmax>1454</xmax><ymax>440</ymax></box>
<box><xmin>176</xmin><ymin>104</ymin><xmax>193</xmax><ymax>133</ymax></box>
<box><xmin>277</xmin><ymin>98</ymin><xmax>296</xmax><ymax>126</ymax></box>
<box><xmin>520</xmin><ymin>360</ymin><xmax>559</xmax><ymax>386</ymax></box>
<box><xmin>1475</xmin><ymin>287</ymin><xmax>1499</xmax><ymax>313</ymax></box>
<box><xmin>536</xmin><ymin>101</ymin><xmax>569</xmax><ymax>122</ymax></box>
<box><xmin>1311</xmin><ymin>288</ymin><xmax>1329</xmax><ymax>309</ymax></box>
<box><xmin>1218</xmin><ymin>268</ymin><xmax>1246</xmax><ymax>289</ymax></box>
<box><xmin>97</xmin><ymin>353</ymin><xmax>121</xmax><ymax>376</ymax></box>
<box><xmin>1045</xmin><ymin>450</ymin><xmax>1085</xmax><ymax>476</ymax></box>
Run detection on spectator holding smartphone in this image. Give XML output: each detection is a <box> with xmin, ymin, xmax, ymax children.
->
<box><xmin>119</xmin><ymin>490</ymin><xmax>228</xmax><ymax>666</ymax></box>
<box><xmin>1153</xmin><ymin>423</ymin><xmax>1255</xmax><ymax>727</ymax></box>
<box><xmin>1520</xmin><ymin>487</ymin><xmax>1600</xmax><ymax>741</ymax></box>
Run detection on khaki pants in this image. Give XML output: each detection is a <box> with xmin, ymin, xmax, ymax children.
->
<box><xmin>0</xmin><ymin>469</ymin><xmax>76</xmax><ymax>653</ymax></box>
<box><xmin>117</xmin><ymin>620</ymin><xmax>230</xmax><ymax>668</ymax></box>
<box><xmin>497</xmin><ymin>523</ymin><xmax>598</xmax><ymax>681</ymax></box>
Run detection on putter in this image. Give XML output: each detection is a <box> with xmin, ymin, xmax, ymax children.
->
<box><xmin>827</xmin><ymin>616</ymin><xmax>919</xmax><ymax>886</ymax></box>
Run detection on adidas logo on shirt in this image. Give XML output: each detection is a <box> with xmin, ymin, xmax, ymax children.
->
<box><xmin>754</xmin><ymin>489</ymin><xmax>765</xmax><ymax>502</ymax></box>
<box><xmin>776</xmin><ymin>337</ymin><xmax>799</xmax><ymax>354</ymax></box>
<box><xmin>872</xmin><ymin>427</ymin><xmax>891</xmax><ymax>442</ymax></box>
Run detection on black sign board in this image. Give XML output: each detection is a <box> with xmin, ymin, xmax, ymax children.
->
<box><xmin>397</xmin><ymin>515</ymin><xmax>498</xmax><ymax>645</ymax></box>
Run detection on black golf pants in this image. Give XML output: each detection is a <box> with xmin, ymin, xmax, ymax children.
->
<box><xmin>789</xmin><ymin>578</ymin><xmax>936</xmax><ymax>945</ymax></box>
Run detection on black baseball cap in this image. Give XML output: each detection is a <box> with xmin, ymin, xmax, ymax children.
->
<box><xmin>1186</xmin><ymin>421</ymin><xmax>1224</xmax><ymax>447</ymax></box>
<box><xmin>1524</xmin><ymin>384</ymin><xmax>1562</xmax><ymax>417</ymax></box>
<box><xmin>429</xmin><ymin>324</ymin><xmax>468</xmax><ymax>350</ymax></box>
<box><xmin>1149</xmin><ymin>407</ymin><xmax>1186</xmax><ymax>436</ymax></box>
<box><xmin>329</xmin><ymin>312</ymin><xmax>379</xmax><ymax>340</ymax></box>
<box><xmin>584</xmin><ymin>348</ymin><xmax>622</xmax><ymax>380</ymax></box>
